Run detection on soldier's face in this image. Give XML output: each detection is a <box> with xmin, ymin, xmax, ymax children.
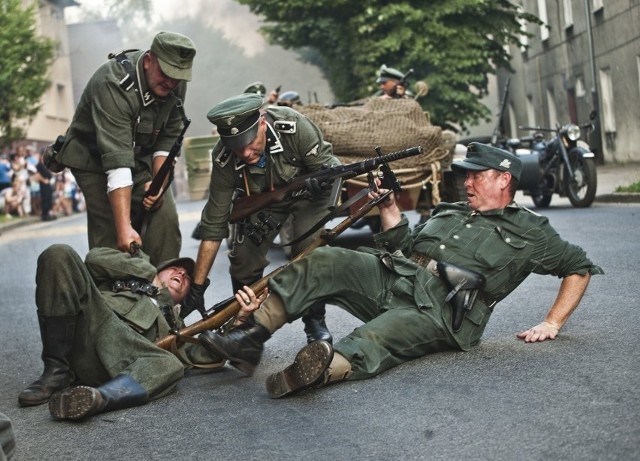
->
<box><xmin>233</xmin><ymin>118</ymin><xmax>267</xmax><ymax>164</ymax></box>
<box><xmin>157</xmin><ymin>266</ymin><xmax>191</xmax><ymax>303</ymax></box>
<box><xmin>463</xmin><ymin>169</ymin><xmax>510</xmax><ymax>211</ymax></box>
<box><xmin>379</xmin><ymin>79</ymin><xmax>399</xmax><ymax>96</ymax></box>
<box><xmin>143</xmin><ymin>53</ymin><xmax>179</xmax><ymax>98</ymax></box>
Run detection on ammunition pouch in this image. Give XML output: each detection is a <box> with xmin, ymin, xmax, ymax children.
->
<box><xmin>436</xmin><ymin>261</ymin><xmax>486</xmax><ymax>332</ymax></box>
<box><xmin>43</xmin><ymin>135</ymin><xmax>66</xmax><ymax>173</ymax></box>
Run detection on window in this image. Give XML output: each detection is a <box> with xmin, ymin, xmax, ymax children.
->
<box><xmin>518</xmin><ymin>5</ymin><xmax>529</xmax><ymax>51</ymax></box>
<box><xmin>546</xmin><ymin>88</ymin><xmax>557</xmax><ymax>128</ymax></box>
<box><xmin>575</xmin><ymin>77</ymin><xmax>586</xmax><ymax>97</ymax></box>
<box><xmin>593</xmin><ymin>0</ymin><xmax>603</xmax><ymax>12</ymax></box>
<box><xmin>537</xmin><ymin>0</ymin><xmax>549</xmax><ymax>41</ymax></box>
<box><xmin>563</xmin><ymin>0</ymin><xmax>573</xmax><ymax>29</ymax></box>
<box><xmin>599</xmin><ymin>68</ymin><xmax>616</xmax><ymax>133</ymax></box>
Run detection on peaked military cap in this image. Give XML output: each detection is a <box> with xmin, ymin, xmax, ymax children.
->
<box><xmin>207</xmin><ymin>93</ymin><xmax>264</xmax><ymax>151</ymax></box>
<box><xmin>376</xmin><ymin>64</ymin><xmax>405</xmax><ymax>83</ymax></box>
<box><xmin>156</xmin><ymin>256</ymin><xmax>196</xmax><ymax>277</ymax></box>
<box><xmin>451</xmin><ymin>142</ymin><xmax>522</xmax><ymax>182</ymax></box>
<box><xmin>243</xmin><ymin>81</ymin><xmax>267</xmax><ymax>97</ymax></box>
<box><xmin>150</xmin><ymin>31</ymin><xmax>196</xmax><ymax>81</ymax></box>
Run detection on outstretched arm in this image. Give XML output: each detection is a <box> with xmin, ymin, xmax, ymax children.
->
<box><xmin>517</xmin><ymin>273</ymin><xmax>591</xmax><ymax>343</ymax></box>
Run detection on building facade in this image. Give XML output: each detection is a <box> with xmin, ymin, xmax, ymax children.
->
<box><xmin>499</xmin><ymin>0</ymin><xmax>640</xmax><ymax>164</ymax></box>
<box><xmin>22</xmin><ymin>0</ymin><xmax>77</xmax><ymax>152</ymax></box>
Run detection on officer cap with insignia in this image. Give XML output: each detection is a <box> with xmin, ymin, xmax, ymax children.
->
<box><xmin>207</xmin><ymin>93</ymin><xmax>264</xmax><ymax>151</ymax></box>
<box><xmin>451</xmin><ymin>142</ymin><xmax>522</xmax><ymax>182</ymax></box>
<box><xmin>156</xmin><ymin>256</ymin><xmax>196</xmax><ymax>278</ymax></box>
<box><xmin>376</xmin><ymin>64</ymin><xmax>405</xmax><ymax>84</ymax></box>
<box><xmin>243</xmin><ymin>81</ymin><xmax>267</xmax><ymax>97</ymax></box>
<box><xmin>150</xmin><ymin>31</ymin><xmax>196</xmax><ymax>81</ymax></box>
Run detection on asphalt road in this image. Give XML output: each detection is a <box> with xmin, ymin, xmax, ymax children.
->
<box><xmin>1</xmin><ymin>198</ymin><xmax>638</xmax><ymax>461</ymax></box>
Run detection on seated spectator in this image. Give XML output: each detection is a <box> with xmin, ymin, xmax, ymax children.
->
<box><xmin>2</xmin><ymin>174</ymin><xmax>27</xmax><ymax>218</ymax></box>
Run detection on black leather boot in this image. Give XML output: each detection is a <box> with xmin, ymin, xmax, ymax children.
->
<box><xmin>48</xmin><ymin>374</ymin><xmax>149</xmax><ymax>420</ymax></box>
<box><xmin>302</xmin><ymin>303</ymin><xmax>333</xmax><ymax>344</ymax></box>
<box><xmin>18</xmin><ymin>315</ymin><xmax>76</xmax><ymax>407</ymax></box>
<box><xmin>266</xmin><ymin>340</ymin><xmax>334</xmax><ymax>399</ymax></box>
<box><xmin>198</xmin><ymin>320</ymin><xmax>271</xmax><ymax>376</ymax></box>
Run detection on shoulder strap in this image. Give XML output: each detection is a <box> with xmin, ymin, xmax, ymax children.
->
<box><xmin>108</xmin><ymin>49</ymin><xmax>140</xmax><ymax>91</ymax></box>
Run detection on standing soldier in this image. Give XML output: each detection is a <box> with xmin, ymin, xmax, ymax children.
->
<box><xmin>183</xmin><ymin>93</ymin><xmax>340</xmax><ymax>348</ymax></box>
<box><xmin>45</xmin><ymin>31</ymin><xmax>196</xmax><ymax>265</ymax></box>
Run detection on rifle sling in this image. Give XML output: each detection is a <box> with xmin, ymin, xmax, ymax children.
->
<box><xmin>272</xmin><ymin>185</ymin><xmax>373</xmax><ymax>248</ymax></box>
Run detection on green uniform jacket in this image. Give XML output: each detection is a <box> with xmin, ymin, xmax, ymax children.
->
<box><xmin>57</xmin><ymin>50</ymin><xmax>186</xmax><ymax>177</ymax></box>
<box><xmin>199</xmin><ymin>105</ymin><xmax>339</xmax><ymax>240</ymax></box>
<box><xmin>370</xmin><ymin>202</ymin><xmax>604</xmax><ymax>349</ymax></box>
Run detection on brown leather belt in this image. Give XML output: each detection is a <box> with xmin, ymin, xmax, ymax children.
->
<box><xmin>409</xmin><ymin>253</ymin><xmax>432</xmax><ymax>267</ymax></box>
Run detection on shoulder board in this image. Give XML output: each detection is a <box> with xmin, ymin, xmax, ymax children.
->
<box><xmin>108</xmin><ymin>49</ymin><xmax>140</xmax><ymax>92</ymax></box>
<box><xmin>274</xmin><ymin>120</ymin><xmax>296</xmax><ymax>134</ymax></box>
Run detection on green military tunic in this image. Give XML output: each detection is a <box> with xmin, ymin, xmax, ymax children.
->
<box><xmin>199</xmin><ymin>105</ymin><xmax>340</xmax><ymax>283</ymax></box>
<box><xmin>269</xmin><ymin>201</ymin><xmax>604</xmax><ymax>380</ymax></box>
<box><xmin>34</xmin><ymin>244</ymin><xmax>219</xmax><ymax>398</ymax></box>
<box><xmin>56</xmin><ymin>50</ymin><xmax>186</xmax><ymax>265</ymax></box>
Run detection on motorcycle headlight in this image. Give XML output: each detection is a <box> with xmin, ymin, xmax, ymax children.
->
<box><xmin>566</xmin><ymin>124</ymin><xmax>581</xmax><ymax>141</ymax></box>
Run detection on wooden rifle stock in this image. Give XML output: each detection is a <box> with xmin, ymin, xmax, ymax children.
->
<box><xmin>132</xmin><ymin>118</ymin><xmax>191</xmax><ymax>233</ymax></box>
<box><xmin>228</xmin><ymin>145</ymin><xmax>423</xmax><ymax>223</ymax></box>
<box><xmin>155</xmin><ymin>189</ymin><xmax>392</xmax><ymax>351</ymax></box>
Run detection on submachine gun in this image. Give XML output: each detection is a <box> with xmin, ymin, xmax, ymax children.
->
<box><xmin>231</xmin><ymin>145</ymin><xmax>423</xmax><ymax>247</ymax></box>
<box><xmin>229</xmin><ymin>145</ymin><xmax>424</xmax><ymax>224</ymax></box>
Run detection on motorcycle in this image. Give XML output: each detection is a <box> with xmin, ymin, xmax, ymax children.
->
<box><xmin>514</xmin><ymin>111</ymin><xmax>598</xmax><ymax>208</ymax></box>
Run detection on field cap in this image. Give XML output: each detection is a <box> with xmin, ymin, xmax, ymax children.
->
<box><xmin>451</xmin><ymin>142</ymin><xmax>522</xmax><ymax>182</ymax></box>
<box><xmin>150</xmin><ymin>31</ymin><xmax>196</xmax><ymax>81</ymax></box>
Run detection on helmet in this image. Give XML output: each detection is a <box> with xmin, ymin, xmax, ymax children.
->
<box><xmin>243</xmin><ymin>81</ymin><xmax>267</xmax><ymax>97</ymax></box>
<box><xmin>276</xmin><ymin>91</ymin><xmax>301</xmax><ymax>107</ymax></box>
<box><xmin>376</xmin><ymin>64</ymin><xmax>404</xmax><ymax>84</ymax></box>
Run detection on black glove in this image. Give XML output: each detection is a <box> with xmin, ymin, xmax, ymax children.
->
<box><xmin>304</xmin><ymin>177</ymin><xmax>329</xmax><ymax>198</ymax></box>
<box><xmin>181</xmin><ymin>278</ymin><xmax>210</xmax><ymax>319</ymax></box>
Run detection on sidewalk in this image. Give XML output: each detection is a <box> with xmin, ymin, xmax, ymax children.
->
<box><xmin>1</xmin><ymin>163</ymin><xmax>639</xmax><ymax>235</ymax></box>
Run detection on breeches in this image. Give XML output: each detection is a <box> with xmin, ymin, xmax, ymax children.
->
<box><xmin>72</xmin><ymin>169</ymin><xmax>181</xmax><ymax>266</ymax></box>
<box><xmin>268</xmin><ymin>246</ymin><xmax>458</xmax><ymax>380</ymax></box>
<box><xmin>35</xmin><ymin>244</ymin><xmax>183</xmax><ymax>398</ymax></box>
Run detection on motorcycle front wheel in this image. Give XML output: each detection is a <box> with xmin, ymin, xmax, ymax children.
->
<box><xmin>565</xmin><ymin>156</ymin><xmax>597</xmax><ymax>207</ymax></box>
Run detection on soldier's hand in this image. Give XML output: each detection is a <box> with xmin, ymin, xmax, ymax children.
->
<box><xmin>181</xmin><ymin>278</ymin><xmax>210</xmax><ymax>318</ymax></box>
<box><xmin>234</xmin><ymin>286</ymin><xmax>269</xmax><ymax>326</ymax></box>
<box><xmin>117</xmin><ymin>226</ymin><xmax>142</xmax><ymax>255</ymax></box>
<box><xmin>143</xmin><ymin>181</ymin><xmax>164</xmax><ymax>210</ymax></box>
<box><xmin>516</xmin><ymin>321</ymin><xmax>560</xmax><ymax>343</ymax></box>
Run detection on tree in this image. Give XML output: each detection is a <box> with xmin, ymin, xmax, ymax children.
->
<box><xmin>0</xmin><ymin>0</ymin><xmax>55</xmax><ymax>149</ymax></box>
<box><xmin>236</xmin><ymin>0</ymin><xmax>540</xmax><ymax>132</ymax></box>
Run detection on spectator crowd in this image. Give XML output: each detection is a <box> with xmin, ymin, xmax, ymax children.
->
<box><xmin>0</xmin><ymin>144</ymin><xmax>85</xmax><ymax>222</ymax></box>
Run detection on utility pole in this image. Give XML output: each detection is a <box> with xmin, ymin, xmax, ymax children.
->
<box><xmin>584</xmin><ymin>0</ymin><xmax>603</xmax><ymax>163</ymax></box>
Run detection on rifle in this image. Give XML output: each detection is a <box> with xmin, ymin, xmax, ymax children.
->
<box><xmin>229</xmin><ymin>145</ymin><xmax>424</xmax><ymax>223</ymax></box>
<box><xmin>155</xmin><ymin>187</ymin><xmax>393</xmax><ymax>351</ymax></box>
<box><xmin>491</xmin><ymin>77</ymin><xmax>511</xmax><ymax>146</ymax></box>
<box><xmin>132</xmin><ymin>114</ymin><xmax>191</xmax><ymax>233</ymax></box>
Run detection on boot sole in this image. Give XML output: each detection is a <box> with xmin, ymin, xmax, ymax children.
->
<box><xmin>266</xmin><ymin>340</ymin><xmax>333</xmax><ymax>399</ymax></box>
<box><xmin>49</xmin><ymin>386</ymin><xmax>100</xmax><ymax>420</ymax></box>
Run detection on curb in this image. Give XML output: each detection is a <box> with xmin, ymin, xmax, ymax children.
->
<box><xmin>595</xmin><ymin>193</ymin><xmax>640</xmax><ymax>204</ymax></box>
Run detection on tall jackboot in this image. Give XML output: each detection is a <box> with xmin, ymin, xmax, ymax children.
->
<box><xmin>48</xmin><ymin>374</ymin><xmax>149</xmax><ymax>420</ymax></box>
<box><xmin>198</xmin><ymin>319</ymin><xmax>271</xmax><ymax>376</ymax></box>
<box><xmin>18</xmin><ymin>315</ymin><xmax>77</xmax><ymax>407</ymax></box>
<box><xmin>302</xmin><ymin>303</ymin><xmax>333</xmax><ymax>344</ymax></box>
<box><xmin>266</xmin><ymin>342</ymin><xmax>352</xmax><ymax>399</ymax></box>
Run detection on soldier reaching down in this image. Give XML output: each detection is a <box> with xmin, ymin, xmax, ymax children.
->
<box><xmin>197</xmin><ymin>143</ymin><xmax>603</xmax><ymax>398</ymax></box>
<box><xmin>19</xmin><ymin>244</ymin><xmax>222</xmax><ymax>420</ymax></box>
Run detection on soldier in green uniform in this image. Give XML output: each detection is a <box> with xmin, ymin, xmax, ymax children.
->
<box><xmin>48</xmin><ymin>31</ymin><xmax>196</xmax><ymax>266</ymax></box>
<box><xmin>197</xmin><ymin>143</ymin><xmax>603</xmax><ymax>398</ymax></box>
<box><xmin>375</xmin><ymin>64</ymin><xmax>410</xmax><ymax>99</ymax></box>
<box><xmin>18</xmin><ymin>244</ymin><xmax>223</xmax><ymax>420</ymax></box>
<box><xmin>183</xmin><ymin>93</ymin><xmax>341</xmax><ymax>347</ymax></box>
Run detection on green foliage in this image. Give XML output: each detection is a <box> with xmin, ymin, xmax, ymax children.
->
<box><xmin>0</xmin><ymin>0</ymin><xmax>55</xmax><ymax>148</ymax></box>
<box><xmin>616</xmin><ymin>181</ymin><xmax>640</xmax><ymax>193</ymax></box>
<box><xmin>236</xmin><ymin>0</ymin><xmax>540</xmax><ymax>132</ymax></box>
